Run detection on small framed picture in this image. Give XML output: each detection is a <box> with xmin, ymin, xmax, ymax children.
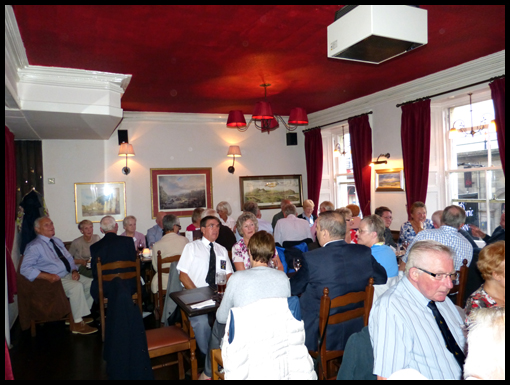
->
<box><xmin>150</xmin><ymin>168</ymin><xmax>213</xmax><ymax>218</ymax></box>
<box><xmin>239</xmin><ymin>174</ymin><xmax>303</xmax><ymax>210</ymax></box>
<box><xmin>375</xmin><ymin>169</ymin><xmax>405</xmax><ymax>192</ymax></box>
<box><xmin>74</xmin><ymin>182</ymin><xmax>126</xmax><ymax>223</ymax></box>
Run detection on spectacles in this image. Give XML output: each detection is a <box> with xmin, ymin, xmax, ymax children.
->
<box><xmin>204</xmin><ymin>224</ymin><xmax>220</xmax><ymax>229</ymax></box>
<box><xmin>416</xmin><ymin>267</ymin><xmax>458</xmax><ymax>281</ymax></box>
<box><xmin>175</xmin><ymin>224</ymin><xmax>181</xmax><ymax>229</ymax></box>
<box><xmin>357</xmin><ymin>229</ymin><xmax>371</xmax><ymax>234</ymax></box>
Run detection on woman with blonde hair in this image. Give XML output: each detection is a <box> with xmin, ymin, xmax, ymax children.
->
<box><xmin>465</xmin><ymin>241</ymin><xmax>505</xmax><ymax>317</ymax></box>
<box><xmin>298</xmin><ymin>199</ymin><xmax>317</xmax><ymax>227</ymax></box>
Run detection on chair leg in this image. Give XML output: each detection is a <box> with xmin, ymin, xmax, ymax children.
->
<box><xmin>100</xmin><ymin>305</ymin><xmax>106</xmax><ymax>342</ymax></box>
<box><xmin>190</xmin><ymin>340</ymin><xmax>198</xmax><ymax>380</ymax></box>
<box><xmin>178</xmin><ymin>352</ymin><xmax>185</xmax><ymax>380</ymax></box>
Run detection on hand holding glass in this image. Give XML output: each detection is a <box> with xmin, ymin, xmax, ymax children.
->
<box><xmin>293</xmin><ymin>257</ymin><xmax>302</xmax><ymax>271</ymax></box>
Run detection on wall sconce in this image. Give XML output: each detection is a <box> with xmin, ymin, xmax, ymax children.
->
<box><xmin>227</xmin><ymin>146</ymin><xmax>241</xmax><ymax>174</ymax></box>
<box><xmin>370</xmin><ymin>153</ymin><xmax>390</xmax><ymax>166</ymax></box>
<box><xmin>118</xmin><ymin>142</ymin><xmax>135</xmax><ymax>175</ymax></box>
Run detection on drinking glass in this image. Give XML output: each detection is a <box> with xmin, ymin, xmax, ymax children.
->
<box><xmin>293</xmin><ymin>257</ymin><xmax>302</xmax><ymax>272</ymax></box>
<box><xmin>216</xmin><ymin>270</ymin><xmax>227</xmax><ymax>295</ymax></box>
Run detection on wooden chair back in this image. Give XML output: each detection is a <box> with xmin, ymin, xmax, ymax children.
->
<box><xmin>211</xmin><ymin>348</ymin><xmax>225</xmax><ymax>380</ymax></box>
<box><xmin>97</xmin><ymin>255</ymin><xmax>142</xmax><ymax>341</ymax></box>
<box><xmin>156</xmin><ymin>250</ymin><xmax>181</xmax><ymax>325</ymax></box>
<box><xmin>452</xmin><ymin>258</ymin><xmax>469</xmax><ymax>307</ymax></box>
<box><xmin>315</xmin><ymin>277</ymin><xmax>374</xmax><ymax>380</ymax></box>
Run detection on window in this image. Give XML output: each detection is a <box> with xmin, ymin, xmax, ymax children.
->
<box><xmin>332</xmin><ymin>125</ymin><xmax>360</xmax><ymax>210</ymax></box>
<box><xmin>446</xmin><ymin>97</ymin><xmax>505</xmax><ymax>234</ymax></box>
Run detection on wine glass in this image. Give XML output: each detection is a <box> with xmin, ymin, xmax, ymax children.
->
<box><xmin>268</xmin><ymin>259</ymin><xmax>276</xmax><ymax>269</ymax></box>
<box><xmin>293</xmin><ymin>257</ymin><xmax>302</xmax><ymax>272</ymax></box>
<box><xmin>137</xmin><ymin>241</ymin><xmax>144</xmax><ymax>257</ymax></box>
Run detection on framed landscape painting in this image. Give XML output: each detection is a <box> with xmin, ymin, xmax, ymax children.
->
<box><xmin>239</xmin><ymin>174</ymin><xmax>303</xmax><ymax>210</ymax></box>
<box><xmin>375</xmin><ymin>168</ymin><xmax>405</xmax><ymax>191</ymax></box>
<box><xmin>74</xmin><ymin>182</ymin><xmax>126</xmax><ymax>223</ymax></box>
<box><xmin>150</xmin><ymin>168</ymin><xmax>213</xmax><ymax>218</ymax></box>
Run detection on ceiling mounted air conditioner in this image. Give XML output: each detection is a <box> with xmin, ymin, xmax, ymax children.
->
<box><xmin>327</xmin><ymin>5</ymin><xmax>428</xmax><ymax>64</ymax></box>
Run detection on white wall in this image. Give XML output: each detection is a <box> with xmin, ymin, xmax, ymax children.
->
<box><xmin>42</xmin><ymin>114</ymin><xmax>307</xmax><ymax>241</ymax></box>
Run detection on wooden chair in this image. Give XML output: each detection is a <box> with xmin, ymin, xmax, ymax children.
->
<box><xmin>452</xmin><ymin>259</ymin><xmax>469</xmax><ymax>307</ymax></box>
<box><xmin>146</xmin><ymin>326</ymin><xmax>198</xmax><ymax>379</ymax></box>
<box><xmin>211</xmin><ymin>348</ymin><xmax>224</xmax><ymax>380</ymax></box>
<box><xmin>154</xmin><ymin>251</ymin><xmax>181</xmax><ymax>324</ymax></box>
<box><xmin>97</xmin><ymin>256</ymin><xmax>142</xmax><ymax>341</ymax></box>
<box><xmin>311</xmin><ymin>277</ymin><xmax>374</xmax><ymax>380</ymax></box>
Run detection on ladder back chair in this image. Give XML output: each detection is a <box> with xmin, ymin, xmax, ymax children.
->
<box><xmin>452</xmin><ymin>258</ymin><xmax>469</xmax><ymax>307</ymax></box>
<box><xmin>97</xmin><ymin>255</ymin><xmax>142</xmax><ymax>341</ymax></box>
<box><xmin>155</xmin><ymin>250</ymin><xmax>181</xmax><ymax>325</ymax></box>
<box><xmin>311</xmin><ymin>277</ymin><xmax>374</xmax><ymax>380</ymax></box>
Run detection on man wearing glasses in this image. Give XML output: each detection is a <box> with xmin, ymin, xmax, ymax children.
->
<box><xmin>177</xmin><ymin>215</ymin><xmax>233</xmax><ymax>355</ymax></box>
<box><xmin>151</xmin><ymin>214</ymin><xmax>188</xmax><ymax>296</ymax></box>
<box><xmin>369</xmin><ymin>240</ymin><xmax>466</xmax><ymax>380</ymax></box>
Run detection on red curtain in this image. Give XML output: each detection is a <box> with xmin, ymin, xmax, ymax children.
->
<box><xmin>400</xmin><ymin>99</ymin><xmax>431</xmax><ymax>219</ymax></box>
<box><xmin>349</xmin><ymin>114</ymin><xmax>372</xmax><ymax>216</ymax></box>
<box><xmin>5</xmin><ymin>126</ymin><xmax>17</xmax><ymax>303</ymax></box>
<box><xmin>304</xmin><ymin>128</ymin><xmax>323</xmax><ymax>217</ymax></box>
<box><xmin>489</xmin><ymin>77</ymin><xmax>505</xmax><ymax>175</ymax></box>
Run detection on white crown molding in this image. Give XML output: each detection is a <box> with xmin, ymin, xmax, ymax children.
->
<box><xmin>18</xmin><ymin>65</ymin><xmax>132</xmax><ymax>95</ymax></box>
<box><xmin>123</xmin><ymin>111</ymin><xmax>236</xmax><ymax>124</ymax></box>
<box><xmin>309</xmin><ymin>50</ymin><xmax>505</xmax><ymax>128</ymax></box>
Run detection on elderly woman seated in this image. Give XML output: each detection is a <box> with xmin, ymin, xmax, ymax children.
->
<box><xmin>216</xmin><ymin>201</ymin><xmax>236</xmax><ymax>232</ymax></box>
<box><xmin>464</xmin><ymin>241</ymin><xmax>505</xmax><ymax>318</ymax></box>
<box><xmin>199</xmin><ymin>231</ymin><xmax>290</xmax><ymax>380</ymax></box>
<box><xmin>120</xmin><ymin>215</ymin><xmax>146</xmax><ymax>249</ymax></box>
<box><xmin>68</xmin><ymin>219</ymin><xmax>100</xmax><ymax>278</ymax></box>
<box><xmin>232</xmin><ymin>212</ymin><xmax>283</xmax><ymax>272</ymax></box>
<box><xmin>298</xmin><ymin>199</ymin><xmax>317</xmax><ymax>227</ymax></box>
<box><xmin>398</xmin><ymin>201</ymin><xmax>434</xmax><ymax>248</ymax></box>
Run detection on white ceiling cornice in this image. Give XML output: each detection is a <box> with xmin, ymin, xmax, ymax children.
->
<box><xmin>17</xmin><ymin>66</ymin><xmax>132</xmax><ymax>95</ymax></box>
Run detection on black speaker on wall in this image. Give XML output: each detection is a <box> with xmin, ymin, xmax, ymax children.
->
<box><xmin>286</xmin><ymin>132</ymin><xmax>298</xmax><ymax>146</ymax></box>
<box><xmin>118</xmin><ymin>130</ymin><xmax>128</xmax><ymax>145</ymax></box>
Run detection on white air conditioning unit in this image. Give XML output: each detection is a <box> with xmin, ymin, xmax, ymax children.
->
<box><xmin>327</xmin><ymin>5</ymin><xmax>428</xmax><ymax>64</ymax></box>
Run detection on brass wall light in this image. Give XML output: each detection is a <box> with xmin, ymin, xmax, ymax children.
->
<box><xmin>118</xmin><ymin>142</ymin><xmax>135</xmax><ymax>175</ymax></box>
<box><xmin>227</xmin><ymin>146</ymin><xmax>241</xmax><ymax>174</ymax></box>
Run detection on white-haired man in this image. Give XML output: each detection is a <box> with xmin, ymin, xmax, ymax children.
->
<box><xmin>21</xmin><ymin>217</ymin><xmax>97</xmax><ymax>335</ymax></box>
<box><xmin>369</xmin><ymin>240</ymin><xmax>466</xmax><ymax>380</ymax></box>
<box><xmin>274</xmin><ymin>203</ymin><xmax>312</xmax><ymax>246</ymax></box>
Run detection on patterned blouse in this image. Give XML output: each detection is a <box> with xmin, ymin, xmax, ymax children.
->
<box><xmin>464</xmin><ymin>285</ymin><xmax>499</xmax><ymax>318</ymax></box>
<box><xmin>232</xmin><ymin>238</ymin><xmax>251</xmax><ymax>270</ymax></box>
<box><xmin>232</xmin><ymin>238</ymin><xmax>278</xmax><ymax>270</ymax></box>
<box><xmin>398</xmin><ymin>219</ymin><xmax>434</xmax><ymax>246</ymax></box>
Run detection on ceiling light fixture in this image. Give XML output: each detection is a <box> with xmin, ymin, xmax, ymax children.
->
<box><xmin>226</xmin><ymin>84</ymin><xmax>308</xmax><ymax>134</ymax></box>
<box><xmin>449</xmin><ymin>93</ymin><xmax>496</xmax><ymax>139</ymax></box>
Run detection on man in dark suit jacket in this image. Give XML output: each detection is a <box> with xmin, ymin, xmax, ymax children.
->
<box><xmin>291</xmin><ymin>211</ymin><xmax>387</xmax><ymax>352</ymax></box>
<box><xmin>469</xmin><ymin>211</ymin><xmax>505</xmax><ymax>245</ymax></box>
<box><xmin>89</xmin><ymin>215</ymin><xmax>137</xmax><ymax>303</ymax></box>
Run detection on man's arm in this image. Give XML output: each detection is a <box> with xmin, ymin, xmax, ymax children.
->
<box><xmin>36</xmin><ymin>272</ymin><xmax>61</xmax><ymax>283</ymax></box>
<box><xmin>179</xmin><ymin>271</ymin><xmax>197</xmax><ymax>290</ymax></box>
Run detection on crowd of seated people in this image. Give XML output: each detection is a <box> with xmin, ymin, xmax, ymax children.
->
<box><xmin>18</xmin><ymin>198</ymin><xmax>504</xmax><ymax>380</ymax></box>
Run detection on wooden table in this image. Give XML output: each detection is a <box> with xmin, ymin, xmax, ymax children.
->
<box><xmin>170</xmin><ymin>286</ymin><xmax>220</xmax><ymax>318</ymax></box>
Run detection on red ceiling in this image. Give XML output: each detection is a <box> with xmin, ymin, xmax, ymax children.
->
<box><xmin>12</xmin><ymin>5</ymin><xmax>506</xmax><ymax>115</ymax></box>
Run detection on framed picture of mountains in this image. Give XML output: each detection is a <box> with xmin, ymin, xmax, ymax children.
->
<box><xmin>239</xmin><ymin>174</ymin><xmax>303</xmax><ymax>210</ymax></box>
<box><xmin>150</xmin><ymin>168</ymin><xmax>213</xmax><ymax>218</ymax></box>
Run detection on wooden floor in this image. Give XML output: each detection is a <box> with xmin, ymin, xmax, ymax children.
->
<box><xmin>8</xmin><ymin>313</ymin><xmax>202</xmax><ymax>380</ymax></box>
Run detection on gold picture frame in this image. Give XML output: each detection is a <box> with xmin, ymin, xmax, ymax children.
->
<box><xmin>150</xmin><ymin>168</ymin><xmax>213</xmax><ymax>218</ymax></box>
<box><xmin>375</xmin><ymin>169</ymin><xmax>405</xmax><ymax>192</ymax></box>
<box><xmin>239</xmin><ymin>174</ymin><xmax>303</xmax><ymax>210</ymax></box>
<box><xmin>74</xmin><ymin>182</ymin><xmax>126</xmax><ymax>223</ymax></box>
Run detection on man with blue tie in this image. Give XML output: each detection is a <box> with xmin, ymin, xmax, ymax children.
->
<box><xmin>21</xmin><ymin>216</ymin><xmax>97</xmax><ymax>335</ymax></box>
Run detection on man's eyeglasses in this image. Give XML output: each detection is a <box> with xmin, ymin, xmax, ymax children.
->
<box><xmin>174</xmin><ymin>224</ymin><xmax>181</xmax><ymax>229</ymax></box>
<box><xmin>416</xmin><ymin>267</ymin><xmax>458</xmax><ymax>281</ymax></box>
<box><xmin>204</xmin><ymin>224</ymin><xmax>220</xmax><ymax>229</ymax></box>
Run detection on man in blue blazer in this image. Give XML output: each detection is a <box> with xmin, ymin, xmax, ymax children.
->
<box><xmin>90</xmin><ymin>215</ymin><xmax>138</xmax><ymax>303</ymax></box>
<box><xmin>291</xmin><ymin>211</ymin><xmax>387</xmax><ymax>352</ymax></box>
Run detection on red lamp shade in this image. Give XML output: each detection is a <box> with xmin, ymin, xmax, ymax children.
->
<box><xmin>226</xmin><ymin>110</ymin><xmax>247</xmax><ymax>128</ymax></box>
<box><xmin>252</xmin><ymin>101</ymin><xmax>274</xmax><ymax>120</ymax></box>
<box><xmin>288</xmin><ymin>107</ymin><xmax>308</xmax><ymax>125</ymax></box>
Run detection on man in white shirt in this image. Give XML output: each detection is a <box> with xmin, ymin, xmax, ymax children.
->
<box><xmin>176</xmin><ymin>215</ymin><xmax>233</xmax><ymax>354</ymax></box>
<box><xmin>274</xmin><ymin>204</ymin><xmax>312</xmax><ymax>246</ymax></box>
